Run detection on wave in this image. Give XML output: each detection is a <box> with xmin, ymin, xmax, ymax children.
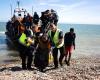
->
<box><xmin>0</xmin><ymin>44</ymin><xmax>7</xmax><ymax>49</ymax></box>
<box><xmin>0</xmin><ymin>31</ymin><xmax>5</xmax><ymax>34</ymax></box>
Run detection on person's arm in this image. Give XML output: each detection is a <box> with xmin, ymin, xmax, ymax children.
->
<box><xmin>57</xmin><ymin>31</ymin><xmax>63</xmax><ymax>46</ymax></box>
<box><xmin>64</xmin><ymin>33</ymin><xmax>67</xmax><ymax>46</ymax></box>
<box><xmin>73</xmin><ymin>33</ymin><xmax>76</xmax><ymax>50</ymax></box>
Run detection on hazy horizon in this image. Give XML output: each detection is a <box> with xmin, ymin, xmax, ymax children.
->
<box><xmin>0</xmin><ymin>21</ymin><xmax>100</xmax><ymax>25</ymax></box>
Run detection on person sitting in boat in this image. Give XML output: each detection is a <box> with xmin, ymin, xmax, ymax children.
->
<box><xmin>40</xmin><ymin>10</ymin><xmax>50</xmax><ymax>33</ymax></box>
<box><xmin>21</xmin><ymin>15</ymin><xmax>27</xmax><ymax>27</ymax></box>
<box><xmin>17</xmin><ymin>13</ymin><xmax>23</xmax><ymax>22</ymax></box>
<box><xmin>33</xmin><ymin>12</ymin><xmax>40</xmax><ymax>24</ymax></box>
<box><xmin>10</xmin><ymin>19</ymin><xmax>19</xmax><ymax>39</ymax></box>
<box><xmin>25</xmin><ymin>13</ymin><xmax>33</xmax><ymax>28</ymax></box>
<box><xmin>40</xmin><ymin>9</ymin><xmax>58</xmax><ymax>33</ymax></box>
<box><xmin>6</xmin><ymin>20</ymin><xmax>13</xmax><ymax>37</ymax></box>
<box><xmin>11</xmin><ymin>14</ymin><xmax>17</xmax><ymax>23</ymax></box>
<box><xmin>50</xmin><ymin>9</ymin><xmax>58</xmax><ymax>26</ymax></box>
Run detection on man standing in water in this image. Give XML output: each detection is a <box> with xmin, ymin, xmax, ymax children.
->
<box><xmin>48</xmin><ymin>23</ymin><xmax>64</xmax><ymax>68</ymax></box>
<box><xmin>64</xmin><ymin>28</ymin><xmax>76</xmax><ymax>66</ymax></box>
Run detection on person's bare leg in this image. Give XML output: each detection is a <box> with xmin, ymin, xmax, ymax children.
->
<box><xmin>67</xmin><ymin>53</ymin><xmax>71</xmax><ymax>66</ymax></box>
<box><xmin>65</xmin><ymin>52</ymin><xmax>68</xmax><ymax>64</ymax></box>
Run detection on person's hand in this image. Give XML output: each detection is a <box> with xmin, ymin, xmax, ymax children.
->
<box><xmin>56</xmin><ymin>42</ymin><xmax>60</xmax><ymax>46</ymax></box>
<box><xmin>57</xmin><ymin>39</ymin><xmax>62</xmax><ymax>46</ymax></box>
<box><xmin>27</xmin><ymin>37</ymin><xmax>34</xmax><ymax>44</ymax></box>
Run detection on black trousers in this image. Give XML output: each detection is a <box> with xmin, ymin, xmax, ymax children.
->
<box><xmin>34</xmin><ymin>47</ymin><xmax>49</xmax><ymax>70</ymax></box>
<box><xmin>52</xmin><ymin>46</ymin><xmax>64</xmax><ymax>67</ymax></box>
<box><xmin>18</xmin><ymin>43</ymin><xmax>33</xmax><ymax>69</ymax></box>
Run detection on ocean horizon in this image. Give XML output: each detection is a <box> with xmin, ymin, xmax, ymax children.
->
<box><xmin>0</xmin><ymin>22</ymin><xmax>100</xmax><ymax>64</ymax></box>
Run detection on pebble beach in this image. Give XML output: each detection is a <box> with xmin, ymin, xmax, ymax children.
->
<box><xmin>0</xmin><ymin>56</ymin><xmax>100</xmax><ymax>80</ymax></box>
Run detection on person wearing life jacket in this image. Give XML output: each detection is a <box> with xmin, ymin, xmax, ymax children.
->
<box><xmin>18</xmin><ymin>25</ymin><xmax>34</xmax><ymax>70</ymax></box>
<box><xmin>48</xmin><ymin>23</ymin><xmax>64</xmax><ymax>68</ymax></box>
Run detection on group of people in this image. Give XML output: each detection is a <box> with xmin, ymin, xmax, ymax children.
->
<box><xmin>6</xmin><ymin>9</ymin><xmax>76</xmax><ymax>72</ymax></box>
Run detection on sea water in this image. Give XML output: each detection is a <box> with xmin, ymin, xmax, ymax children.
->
<box><xmin>0</xmin><ymin>22</ymin><xmax>100</xmax><ymax>64</ymax></box>
<box><xmin>0</xmin><ymin>22</ymin><xmax>19</xmax><ymax>64</ymax></box>
<box><xmin>58</xmin><ymin>23</ymin><xmax>100</xmax><ymax>58</ymax></box>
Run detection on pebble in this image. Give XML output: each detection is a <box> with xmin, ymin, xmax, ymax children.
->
<box><xmin>0</xmin><ymin>57</ymin><xmax>100</xmax><ymax>80</ymax></box>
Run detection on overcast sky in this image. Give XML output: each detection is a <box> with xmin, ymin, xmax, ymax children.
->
<box><xmin>0</xmin><ymin>0</ymin><xmax>100</xmax><ymax>24</ymax></box>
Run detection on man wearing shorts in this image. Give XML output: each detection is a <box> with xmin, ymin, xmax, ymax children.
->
<box><xmin>64</xmin><ymin>28</ymin><xmax>76</xmax><ymax>66</ymax></box>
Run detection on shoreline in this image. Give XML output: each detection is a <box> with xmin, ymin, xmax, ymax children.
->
<box><xmin>0</xmin><ymin>56</ymin><xmax>100</xmax><ymax>80</ymax></box>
